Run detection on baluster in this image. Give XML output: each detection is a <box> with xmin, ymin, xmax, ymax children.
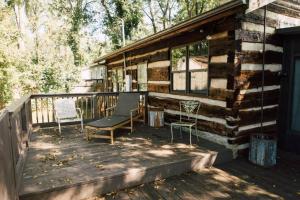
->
<box><xmin>41</xmin><ymin>98</ymin><xmax>44</xmax><ymax>123</ymax></box>
<box><xmin>85</xmin><ymin>97</ymin><xmax>88</xmax><ymax>119</ymax></box>
<box><xmin>34</xmin><ymin>98</ymin><xmax>38</xmax><ymax>124</ymax></box>
<box><xmin>52</xmin><ymin>97</ymin><xmax>55</xmax><ymax>122</ymax></box>
<box><xmin>99</xmin><ymin>96</ymin><xmax>103</xmax><ymax>117</ymax></box>
<box><xmin>81</xmin><ymin>97</ymin><xmax>84</xmax><ymax>119</ymax></box>
<box><xmin>46</xmin><ymin>98</ymin><xmax>49</xmax><ymax>123</ymax></box>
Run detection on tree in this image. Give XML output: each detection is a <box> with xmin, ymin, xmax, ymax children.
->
<box><xmin>100</xmin><ymin>0</ymin><xmax>143</xmax><ymax>49</ymax></box>
<box><xmin>50</xmin><ymin>0</ymin><xmax>95</xmax><ymax>66</ymax></box>
<box><xmin>175</xmin><ymin>0</ymin><xmax>220</xmax><ymax>21</ymax></box>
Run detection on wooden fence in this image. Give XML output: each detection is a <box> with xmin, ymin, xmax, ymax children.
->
<box><xmin>0</xmin><ymin>92</ymin><xmax>148</xmax><ymax>200</ymax></box>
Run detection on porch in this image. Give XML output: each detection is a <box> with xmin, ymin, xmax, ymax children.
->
<box><xmin>19</xmin><ymin>124</ymin><xmax>232</xmax><ymax>200</ymax></box>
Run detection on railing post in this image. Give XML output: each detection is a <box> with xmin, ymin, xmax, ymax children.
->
<box><xmin>93</xmin><ymin>94</ymin><xmax>99</xmax><ymax>119</ymax></box>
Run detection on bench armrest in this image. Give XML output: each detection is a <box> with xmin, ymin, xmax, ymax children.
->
<box><xmin>106</xmin><ymin>106</ymin><xmax>116</xmax><ymax>116</ymax></box>
<box><xmin>130</xmin><ymin>108</ymin><xmax>139</xmax><ymax>119</ymax></box>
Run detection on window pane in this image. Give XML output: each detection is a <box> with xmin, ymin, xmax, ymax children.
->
<box><xmin>138</xmin><ymin>63</ymin><xmax>147</xmax><ymax>84</ymax></box>
<box><xmin>173</xmin><ymin>72</ymin><xmax>186</xmax><ymax>90</ymax></box>
<box><xmin>115</xmin><ymin>68</ymin><xmax>123</xmax><ymax>91</ymax></box>
<box><xmin>112</xmin><ymin>69</ymin><xmax>117</xmax><ymax>82</ymax></box>
<box><xmin>189</xmin><ymin>41</ymin><xmax>208</xmax><ymax>92</ymax></box>
<box><xmin>291</xmin><ymin>58</ymin><xmax>300</xmax><ymax>132</ymax></box>
<box><xmin>117</xmin><ymin>68</ymin><xmax>123</xmax><ymax>82</ymax></box>
<box><xmin>172</xmin><ymin>47</ymin><xmax>187</xmax><ymax>72</ymax></box>
<box><xmin>172</xmin><ymin>47</ymin><xmax>186</xmax><ymax>91</ymax></box>
<box><xmin>191</xmin><ymin>71</ymin><xmax>208</xmax><ymax>91</ymax></box>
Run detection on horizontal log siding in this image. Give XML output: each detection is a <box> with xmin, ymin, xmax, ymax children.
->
<box><xmin>230</xmin><ymin>3</ymin><xmax>300</xmax><ymax>148</ymax></box>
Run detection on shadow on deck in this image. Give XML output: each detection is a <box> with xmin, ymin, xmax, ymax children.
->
<box><xmin>93</xmin><ymin>152</ymin><xmax>300</xmax><ymax>200</ymax></box>
<box><xmin>20</xmin><ymin>124</ymin><xmax>233</xmax><ymax>200</ymax></box>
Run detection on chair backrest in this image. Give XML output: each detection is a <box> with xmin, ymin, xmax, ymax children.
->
<box><xmin>179</xmin><ymin>100</ymin><xmax>200</xmax><ymax>122</ymax></box>
<box><xmin>114</xmin><ymin>93</ymin><xmax>140</xmax><ymax>116</ymax></box>
<box><xmin>54</xmin><ymin>98</ymin><xmax>78</xmax><ymax>119</ymax></box>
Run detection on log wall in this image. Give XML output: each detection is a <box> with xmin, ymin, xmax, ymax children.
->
<box><xmin>232</xmin><ymin>0</ymin><xmax>300</xmax><ymax>153</ymax></box>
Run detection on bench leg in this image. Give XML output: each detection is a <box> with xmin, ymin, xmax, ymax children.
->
<box><xmin>189</xmin><ymin>126</ymin><xmax>192</xmax><ymax>146</ymax></box>
<box><xmin>171</xmin><ymin>124</ymin><xmax>174</xmax><ymax>143</ymax></box>
<box><xmin>85</xmin><ymin>127</ymin><xmax>89</xmax><ymax>141</ymax></box>
<box><xmin>110</xmin><ymin>130</ymin><xmax>114</xmax><ymax>144</ymax></box>
<box><xmin>131</xmin><ymin>118</ymin><xmax>133</xmax><ymax>134</ymax></box>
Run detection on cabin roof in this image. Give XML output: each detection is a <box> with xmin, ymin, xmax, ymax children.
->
<box><xmin>93</xmin><ymin>0</ymin><xmax>246</xmax><ymax>64</ymax></box>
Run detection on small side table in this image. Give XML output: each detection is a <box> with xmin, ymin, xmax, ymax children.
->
<box><xmin>148</xmin><ymin>108</ymin><xmax>164</xmax><ymax>128</ymax></box>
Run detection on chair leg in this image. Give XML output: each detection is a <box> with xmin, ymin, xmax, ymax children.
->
<box><xmin>171</xmin><ymin>124</ymin><xmax>174</xmax><ymax>143</ymax></box>
<box><xmin>179</xmin><ymin>126</ymin><xmax>183</xmax><ymax>139</ymax></box>
<box><xmin>130</xmin><ymin>118</ymin><xmax>133</xmax><ymax>135</ymax></box>
<box><xmin>195</xmin><ymin>125</ymin><xmax>199</xmax><ymax>142</ymax></box>
<box><xmin>58</xmin><ymin>122</ymin><xmax>61</xmax><ymax>135</ymax></box>
<box><xmin>189</xmin><ymin>126</ymin><xmax>192</xmax><ymax>146</ymax></box>
<box><xmin>110</xmin><ymin>130</ymin><xmax>114</xmax><ymax>145</ymax></box>
<box><xmin>80</xmin><ymin>120</ymin><xmax>84</xmax><ymax>134</ymax></box>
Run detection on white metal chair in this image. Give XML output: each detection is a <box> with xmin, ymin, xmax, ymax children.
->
<box><xmin>171</xmin><ymin>100</ymin><xmax>200</xmax><ymax>145</ymax></box>
<box><xmin>54</xmin><ymin>98</ymin><xmax>83</xmax><ymax>134</ymax></box>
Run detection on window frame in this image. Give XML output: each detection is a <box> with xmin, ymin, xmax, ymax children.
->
<box><xmin>112</xmin><ymin>67</ymin><xmax>124</xmax><ymax>92</ymax></box>
<box><xmin>170</xmin><ymin>45</ymin><xmax>189</xmax><ymax>93</ymax></box>
<box><xmin>137</xmin><ymin>62</ymin><xmax>148</xmax><ymax>92</ymax></box>
<box><xmin>170</xmin><ymin>40</ymin><xmax>209</xmax><ymax>95</ymax></box>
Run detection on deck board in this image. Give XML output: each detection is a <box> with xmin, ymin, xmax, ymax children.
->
<box><xmin>95</xmin><ymin>153</ymin><xmax>300</xmax><ymax>200</ymax></box>
<box><xmin>20</xmin><ymin>124</ymin><xmax>231</xmax><ymax>200</ymax></box>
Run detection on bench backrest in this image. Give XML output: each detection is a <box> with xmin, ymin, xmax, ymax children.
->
<box><xmin>114</xmin><ymin>93</ymin><xmax>140</xmax><ymax>116</ymax></box>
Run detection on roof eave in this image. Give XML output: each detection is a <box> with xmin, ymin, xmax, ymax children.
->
<box><xmin>93</xmin><ymin>0</ymin><xmax>246</xmax><ymax>64</ymax></box>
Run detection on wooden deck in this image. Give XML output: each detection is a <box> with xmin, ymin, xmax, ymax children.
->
<box><xmin>88</xmin><ymin>152</ymin><xmax>300</xmax><ymax>200</ymax></box>
<box><xmin>20</xmin><ymin>124</ymin><xmax>232</xmax><ymax>200</ymax></box>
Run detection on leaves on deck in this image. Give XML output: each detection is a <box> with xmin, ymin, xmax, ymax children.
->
<box><xmin>95</xmin><ymin>164</ymin><xmax>104</xmax><ymax>170</ymax></box>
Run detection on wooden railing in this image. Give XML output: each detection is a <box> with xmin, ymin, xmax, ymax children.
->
<box><xmin>0</xmin><ymin>91</ymin><xmax>148</xmax><ymax>200</ymax></box>
<box><xmin>0</xmin><ymin>95</ymin><xmax>32</xmax><ymax>200</ymax></box>
<box><xmin>31</xmin><ymin>92</ymin><xmax>148</xmax><ymax>126</ymax></box>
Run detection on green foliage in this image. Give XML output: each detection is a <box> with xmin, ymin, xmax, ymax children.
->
<box><xmin>0</xmin><ymin>52</ymin><xmax>12</xmax><ymax>109</ymax></box>
<box><xmin>0</xmin><ymin>0</ymin><xmax>87</xmax><ymax>108</ymax></box>
<box><xmin>0</xmin><ymin>0</ymin><xmax>227</xmax><ymax>109</ymax></box>
<box><xmin>101</xmin><ymin>0</ymin><xmax>143</xmax><ymax>49</ymax></box>
<box><xmin>50</xmin><ymin>0</ymin><xmax>96</xmax><ymax>66</ymax></box>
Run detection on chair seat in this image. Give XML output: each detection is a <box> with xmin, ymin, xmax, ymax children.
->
<box><xmin>59</xmin><ymin>118</ymin><xmax>82</xmax><ymax>123</ymax></box>
<box><xmin>171</xmin><ymin>121</ymin><xmax>196</xmax><ymax>127</ymax></box>
<box><xmin>87</xmin><ymin>115</ymin><xmax>130</xmax><ymax>128</ymax></box>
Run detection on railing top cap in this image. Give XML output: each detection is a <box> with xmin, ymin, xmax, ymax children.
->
<box><xmin>31</xmin><ymin>91</ymin><xmax>148</xmax><ymax>98</ymax></box>
<box><xmin>7</xmin><ymin>95</ymin><xmax>31</xmax><ymax>114</ymax></box>
<box><xmin>0</xmin><ymin>109</ymin><xmax>8</xmax><ymax>121</ymax></box>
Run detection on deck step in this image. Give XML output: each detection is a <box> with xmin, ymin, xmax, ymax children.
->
<box><xmin>20</xmin><ymin>152</ymin><xmax>217</xmax><ymax>200</ymax></box>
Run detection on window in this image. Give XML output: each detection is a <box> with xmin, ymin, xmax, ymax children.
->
<box><xmin>112</xmin><ymin>68</ymin><xmax>124</xmax><ymax>92</ymax></box>
<box><xmin>171</xmin><ymin>47</ymin><xmax>187</xmax><ymax>91</ymax></box>
<box><xmin>137</xmin><ymin>62</ymin><xmax>148</xmax><ymax>91</ymax></box>
<box><xmin>189</xmin><ymin>41</ymin><xmax>208</xmax><ymax>92</ymax></box>
<box><xmin>117</xmin><ymin>68</ymin><xmax>124</xmax><ymax>91</ymax></box>
<box><xmin>171</xmin><ymin>40</ymin><xmax>208</xmax><ymax>93</ymax></box>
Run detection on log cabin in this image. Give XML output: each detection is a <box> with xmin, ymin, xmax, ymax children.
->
<box><xmin>92</xmin><ymin>0</ymin><xmax>300</xmax><ymax>157</ymax></box>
